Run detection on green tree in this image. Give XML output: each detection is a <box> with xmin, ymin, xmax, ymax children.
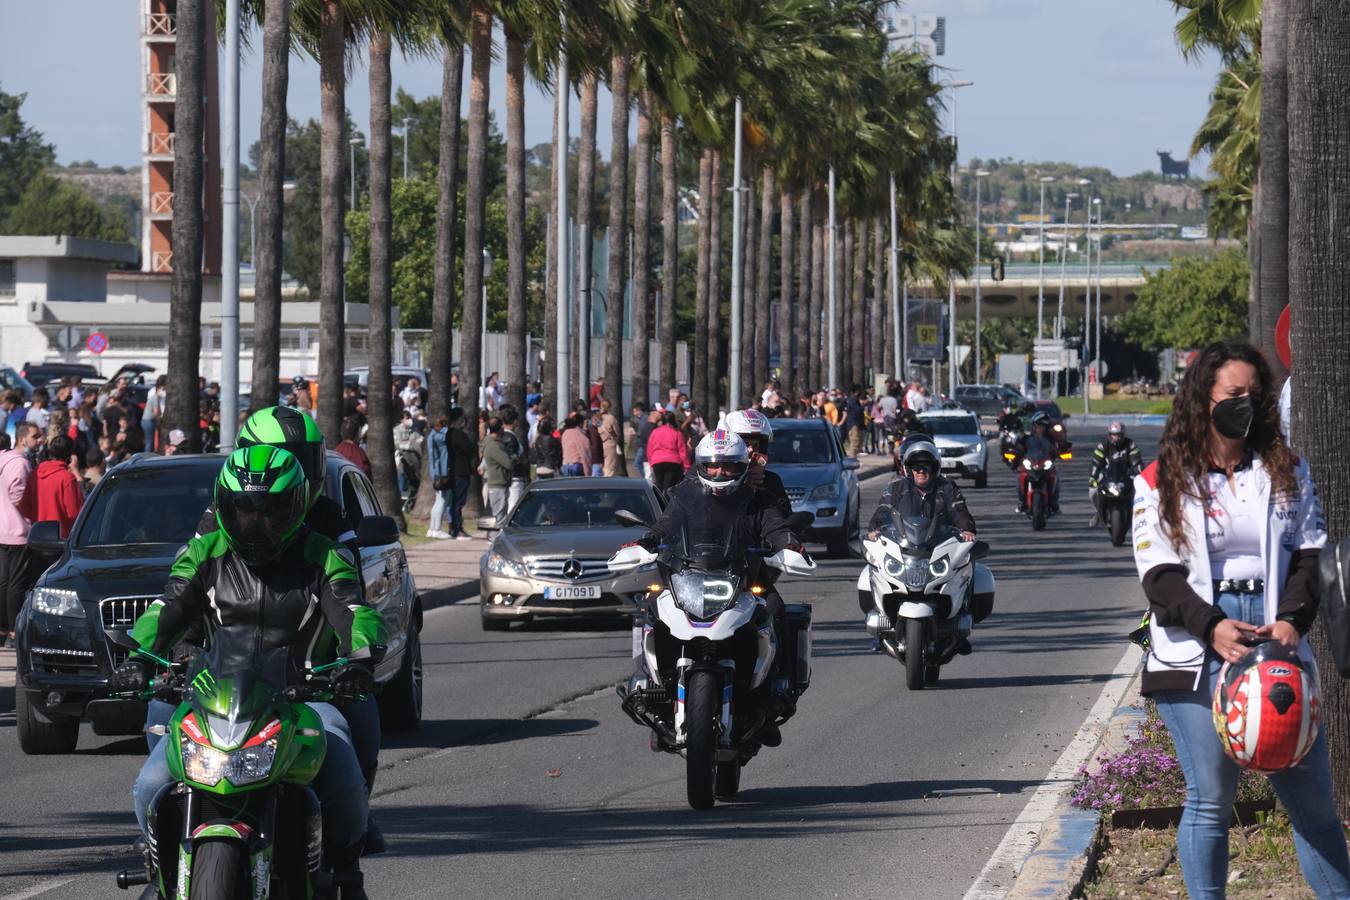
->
<box><xmin>5</xmin><ymin>173</ymin><xmax>130</xmax><ymax>243</ymax></box>
<box><xmin>0</xmin><ymin>87</ymin><xmax>56</xmax><ymax>224</ymax></box>
<box><xmin>1117</xmin><ymin>250</ymin><xmax>1249</xmax><ymax>349</ymax></box>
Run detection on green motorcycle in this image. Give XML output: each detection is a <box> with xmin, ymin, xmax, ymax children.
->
<box><xmin>111</xmin><ymin>629</ymin><xmax>348</xmax><ymax>899</ymax></box>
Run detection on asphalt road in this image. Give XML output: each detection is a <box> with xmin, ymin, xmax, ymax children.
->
<box><xmin>0</xmin><ymin>426</ymin><xmax>1160</xmax><ymax>900</ymax></box>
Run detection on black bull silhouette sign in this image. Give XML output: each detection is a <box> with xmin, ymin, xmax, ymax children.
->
<box><xmin>1157</xmin><ymin>150</ymin><xmax>1190</xmax><ymax>179</ymax></box>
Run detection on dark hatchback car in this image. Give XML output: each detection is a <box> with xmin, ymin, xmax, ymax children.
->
<box><xmin>15</xmin><ymin>452</ymin><xmax>423</xmax><ymax>754</ymax></box>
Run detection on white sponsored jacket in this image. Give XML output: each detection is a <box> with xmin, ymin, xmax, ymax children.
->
<box><xmin>1131</xmin><ymin>456</ymin><xmax>1326</xmax><ymax>690</ymax></box>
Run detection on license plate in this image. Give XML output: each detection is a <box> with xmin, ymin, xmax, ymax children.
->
<box><xmin>542</xmin><ymin>585</ymin><xmax>601</xmax><ymax>600</ymax></box>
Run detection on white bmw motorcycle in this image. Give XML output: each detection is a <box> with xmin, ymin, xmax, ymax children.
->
<box><xmin>609</xmin><ymin>512</ymin><xmax>816</xmax><ymax>809</ymax></box>
<box><xmin>858</xmin><ymin>510</ymin><xmax>996</xmax><ymax>689</ymax></box>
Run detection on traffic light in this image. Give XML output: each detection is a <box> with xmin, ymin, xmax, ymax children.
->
<box><xmin>991</xmin><ymin>255</ymin><xmax>1005</xmax><ymax>282</ymax></box>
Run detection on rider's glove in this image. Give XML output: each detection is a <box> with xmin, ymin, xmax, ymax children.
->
<box><xmin>636</xmin><ymin>532</ymin><xmax>661</xmax><ymax>552</ymax></box>
<box><xmin>332</xmin><ymin>662</ymin><xmax>376</xmax><ymax>700</ymax></box>
<box><xmin>110</xmin><ymin>658</ymin><xmax>151</xmax><ymax>692</ymax></box>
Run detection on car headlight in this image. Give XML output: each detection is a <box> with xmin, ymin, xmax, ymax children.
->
<box><xmin>929</xmin><ymin>557</ymin><xmax>950</xmax><ymax>578</ymax></box>
<box><xmin>883</xmin><ymin>556</ymin><xmax>904</xmax><ymax>579</ymax></box>
<box><xmin>809</xmin><ymin>482</ymin><xmax>840</xmax><ymax>500</ymax></box>
<box><xmin>180</xmin><ymin>735</ymin><xmax>278</xmax><ymax>787</ymax></box>
<box><xmin>484</xmin><ymin>551</ymin><xmax>528</xmax><ymax>579</ymax></box>
<box><xmin>1022</xmin><ymin>458</ymin><xmax>1033</xmax><ymax>470</ymax></box>
<box><xmin>29</xmin><ymin>587</ymin><xmax>84</xmax><ymax>618</ymax></box>
<box><xmin>670</xmin><ymin>572</ymin><xmax>738</xmax><ymax>620</ymax></box>
<box><xmin>1041</xmin><ymin>459</ymin><xmax>1054</xmax><ymax>470</ymax></box>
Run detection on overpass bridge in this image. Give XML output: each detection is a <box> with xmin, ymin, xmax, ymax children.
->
<box><xmin>910</xmin><ymin>261</ymin><xmax>1161</xmax><ymax>319</ymax></box>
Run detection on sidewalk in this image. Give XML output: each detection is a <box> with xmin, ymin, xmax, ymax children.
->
<box><xmin>405</xmin><ymin>454</ymin><xmax>897</xmax><ymax>611</ymax></box>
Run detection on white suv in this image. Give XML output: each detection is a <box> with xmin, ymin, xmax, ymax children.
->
<box><xmin>917</xmin><ymin>410</ymin><xmax>989</xmax><ymax>488</ymax></box>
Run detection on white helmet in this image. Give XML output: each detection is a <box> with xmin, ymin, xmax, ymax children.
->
<box><xmin>900</xmin><ymin>436</ymin><xmax>941</xmax><ymax>476</ymax></box>
<box><xmin>725</xmin><ymin>408</ymin><xmax>773</xmax><ymax>448</ymax></box>
<box><xmin>694</xmin><ymin>428</ymin><xmax>750</xmax><ymax>495</ymax></box>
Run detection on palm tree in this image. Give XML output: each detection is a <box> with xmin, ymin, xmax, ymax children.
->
<box><xmin>543</xmin><ymin>85</ymin><xmax>560</xmax><ymax>409</ymax></box>
<box><xmin>707</xmin><ymin>148</ymin><xmax>723</xmax><ymax>412</ymax></box>
<box><xmin>809</xmin><ymin>213</ymin><xmax>823</xmax><ymax>390</ymax></box>
<box><xmin>754</xmin><ymin>165</ymin><xmax>774</xmax><ymax>395</ymax></box>
<box><xmin>603</xmin><ymin>49</ymin><xmax>631</xmax><ymax>409</ymax></box>
<box><xmin>249</xmin><ymin>0</ymin><xmax>289</xmax><ymax>415</ymax></box>
<box><xmin>574</xmin><ymin>73</ymin><xmax>598</xmax><ymax>397</ymax></box>
<box><xmin>315</xmin><ymin>0</ymin><xmax>346</xmax><ymax>444</ymax></box>
<box><xmin>631</xmin><ymin>88</ymin><xmax>654</xmax><ymax>406</ymax></box>
<box><xmin>659</xmin><ymin>112</ymin><xmax>678</xmax><ymax>395</ymax></box>
<box><xmin>798</xmin><ymin>189</ymin><xmax>814</xmax><ymax>392</ymax></box>
<box><xmin>460</xmin><ymin>5</ymin><xmax>492</xmax><ymax>449</ymax></box>
<box><xmin>1257</xmin><ymin>0</ymin><xmax>1289</xmax><ymax>382</ymax></box>
<box><xmin>741</xmin><ymin>168</ymin><xmax>758</xmax><ymax>405</ymax></box>
<box><xmin>429</xmin><ymin>30</ymin><xmax>465</xmax><ymax>422</ymax></box>
<box><xmin>693</xmin><ymin>148</ymin><xmax>712</xmax><ymax>415</ymax></box>
<box><xmin>503</xmin><ymin>17</ymin><xmax>529</xmax><ymax>435</ymax></box>
<box><xmin>851</xmin><ymin>217</ymin><xmax>866</xmax><ymax>387</ymax></box>
<box><xmin>168</xmin><ymin>0</ymin><xmax>206</xmax><ymax>450</ymax></box>
<box><xmin>366</xmin><ymin>29</ymin><xmax>402</xmax><ymax>524</ymax></box>
<box><xmin>870</xmin><ymin>213</ymin><xmax>883</xmax><ymax>382</ymax></box>
<box><xmin>778</xmin><ymin>188</ymin><xmax>795</xmax><ymax>400</ymax></box>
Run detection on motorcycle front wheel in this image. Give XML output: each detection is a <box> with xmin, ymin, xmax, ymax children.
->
<box><xmin>1031</xmin><ymin>493</ymin><xmax>1046</xmax><ymax>531</ymax></box>
<box><xmin>685</xmin><ymin>670</ymin><xmax>719</xmax><ymax>810</ymax></box>
<box><xmin>188</xmin><ymin>840</ymin><xmax>247</xmax><ymax>900</ymax></box>
<box><xmin>904</xmin><ymin>618</ymin><xmax>927</xmax><ymax>691</ymax></box>
<box><xmin>1109</xmin><ymin>506</ymin><xmax>1127</xmax><ymax>547</ymax></box>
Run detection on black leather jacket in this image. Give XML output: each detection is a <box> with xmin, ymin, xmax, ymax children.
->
<box><xmin>869</xmin><ymin>474</ymin><xmax>976</xmax><ymax>535</ymax></box>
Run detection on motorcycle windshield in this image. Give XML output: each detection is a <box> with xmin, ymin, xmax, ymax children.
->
<box><xmin>185</xmin><ymin>629</ymin><xmax>289</xmax><ymax>750</ymax></box>
<box><xmin>879</xmin><ymin>510</ymin><xmax>941</xmax><ymax>555</ymax></box>
<box><xmin>658</xmin><ymin>502</ymin><xmax>755</xmax><ymax>574</ymax></box>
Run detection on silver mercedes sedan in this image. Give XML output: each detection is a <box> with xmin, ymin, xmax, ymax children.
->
<box><xmin>479</xmin><ymin>477</ymin><xmax>663</xmax><ymax>631</ymax></box>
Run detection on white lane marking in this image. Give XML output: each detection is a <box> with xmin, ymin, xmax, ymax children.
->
<box><xmin>0</xmin><ymin>878</ymin><xmax>77</xmax><ymax>900</ymax></box>
<box><xmin>962</xmin><ymin>642</ymin><xmax>1141</xmax><ymax>900</ymax></box>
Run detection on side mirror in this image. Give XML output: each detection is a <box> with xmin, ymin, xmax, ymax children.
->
<box><xmin>608</xmin><ymin>544</ymin><xmax>657</xmax><ymax>572</ymax></box>
<box><xmin>841</xmin><ymin>457</ymin><xmax>860</xmax><ymax>471</ymax></box>
<box><xmin>766</xmin><ymin>548</ymin><xmax>817</xmax><ymax>576</ymax></box>
<box><xmin>970</xmin><ymin>540</ymin><xmax>990</xmax><ymax>560</ymax></box>
<box><xmin>107</xmin><ymin>628</ymin><xmax>139</xmax><ymax>651</ymax></box>
<box><xmin>785</xmin><ymin>511</ymin><xmax>814</xmax><ymax>533</ymax></box>
<box><xmin>29</xmin><ymin>520</ymin><xmax>64</xmax><ymax>555</ymax></box>
<box><xmin>613</xmin><ymin>509</ymin><xmax>649</xmax><ymax>529</ymax></box>
<box><xmin>356</xmin><ymin>515</ymin><xmax>399</xmax><ymax>548</ymax></box>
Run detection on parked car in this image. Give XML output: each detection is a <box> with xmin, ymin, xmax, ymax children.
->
<box><xmin>479</xmin><ymin>477</ymin><xmax>662</xmax><ymax>630</ymax></box>
<box><xmin>344</xmin><ymin>366</ymin><xmax>431</xmax><ymax>394</ymax></box>
<box><xmin>766</xmin><ymin>418</ymin><xmax>861</xmax><ymax>558</ymax></box>
<box><xmin>13</xmin><ymin>451</ymin><xmax>423</xmax><ymax>754</ymax></box>
<box><xmin>0</xmin><ymin>366</ymin><xmax>35</xmax><ymax>401</ymax></box>
<box><xmin>953</xmin><ymin>384</ymin><xmax>1029</xmax><ymax>418</ymax></box>
<box><xmin>916</xmin><ymin>409</ymin><xmax>989</xmax><ymax>488</ymax></box>
<box><xmin>20</xmin><ymin>361</ymin><xmax>101</xmax><ymax>390</ymax></box>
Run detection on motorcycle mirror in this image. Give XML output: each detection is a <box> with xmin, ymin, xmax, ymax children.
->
<box><xmin>970</xmin><ymin>540</ymin><xmax>990</xmax><ymax>560</ymax></box>
<box><xmin>107</xmin><ymin>629</ymin><xmax>139</xmax><ymax>651</ymax></box>
<box><xmin>613</xmin><ymin>509</ymin><xmax>649</xmax><ymax>528</ymax></box>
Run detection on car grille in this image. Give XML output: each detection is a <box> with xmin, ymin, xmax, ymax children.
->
<box><xmin>940</xmin><ymin>446</ymin><xmax>966</xmax><ymax>458</ymax></box>
<box><xmin>101</xmin><ymin>596</ymin><xmax>156</xmax><ymax>632</ymax></box>
<box><xmin>526</xmin><ymin>558</ymin><xmax>613</xmax><ymax>582</ymax></box>
<box><xmin>785</xmin><ymin>487</ymin><xmax>806</xmax><ymax>504</ymax></box>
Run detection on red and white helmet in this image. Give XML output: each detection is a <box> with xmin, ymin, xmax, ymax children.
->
<box><xmin>694</xmin><ymin>428</ymin><xmax>749</xmax><ymax>495</ymax></box>
<box><xmin>725</xmin><ymin>408</ymin><xmax>773</xmax><ymax>448</ymax></box>
<box><xmin>1213</xmin><ymin>642</ymin><xmax>1321</xmax><ymax>774</ymax></box>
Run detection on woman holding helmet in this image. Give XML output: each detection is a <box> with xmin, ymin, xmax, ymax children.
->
<box><xmin>1133</xmin><ymin>340</ymin><xmax>1350</xmax><ymax>898</ymax></box>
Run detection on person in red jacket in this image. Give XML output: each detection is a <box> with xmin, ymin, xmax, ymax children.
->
<box><xmin>334</xmin><ymin>415</ymin><xmax>372</xmax><ymax>478</ymax></box>
<box><xmin>36</xmin><ymin>434</ymin><xmax>83</xmax><ymax>539</ymax></box>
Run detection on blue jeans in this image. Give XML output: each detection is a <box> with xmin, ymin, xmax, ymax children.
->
<box><xmin>1155</xmin><ymin>591</ymin><xmax>1350</xmax><ymax>899</ymax></box>
<box><xmin>562</xmin><ymin>463</ymin><xmax>585</xmax><ymax>477</ymax></box>
<box><xmin>590</xmin><ymin>463</ymin><xmax>604</xmax><ymax>477</ymax></box>
<box><xmin>133</xmin><ymin>702</ymin><xmax>368</xmax><ymax>854</ymax></box>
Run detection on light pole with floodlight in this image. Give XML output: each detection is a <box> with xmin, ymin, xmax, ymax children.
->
<box><xmin>974</xmin><ymin>168</ymin><xmax>989</xmax><ymax>380</ymax></box>
<box><xmin>349</xmin><ymin>136</ymin><xmax>363</xmax><ymax>209</ymax></box>
<box><xmin>1036</xmin><ymin>175</ymin><xmax>1054</xmax><ymax>398</ymax></box>
<box><xmin>398</xmin><ymin>117</ymin><xmax>417</xmax><ymax>180</ymax></box>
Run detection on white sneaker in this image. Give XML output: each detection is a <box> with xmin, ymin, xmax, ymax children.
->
<box><xmin>454</xmin><ymin>532</ymin><xmax>474</xmax><ymax>541</ymax></box>
<box><xmin>427</xmin><ymin>530</ymin><xmax>451</xmax><ymax>540</ymax></box>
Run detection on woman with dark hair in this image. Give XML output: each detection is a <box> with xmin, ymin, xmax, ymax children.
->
<box><xmin>530</xmin><ymin>416</ymin><xmax>562</xmax><ymax>478</ymax></box>
<box><xmin>1133</xmin><ymin>340</ymin><xmax>1350</xmax><ymax>898</ymax></box>
<box><xmin>645</xmin><ymin>410</ymin><xmax>690</xmax><ymax>495</ymax></box>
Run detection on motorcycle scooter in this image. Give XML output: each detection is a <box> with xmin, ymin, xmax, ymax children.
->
<box><xmin>608</xmin><ymin>510</ymin><xmax>816</xmax><ymax>810</ymax></box>
<box><xmin>857</xmin><ymin>511</ymin><xmax>995</xmax><ymax>689</ymax></box>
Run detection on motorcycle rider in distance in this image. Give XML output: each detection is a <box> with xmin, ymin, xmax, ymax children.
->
<box><xmin>867</xmin><ymin>437</ymin><xmax>977</xmax><ymax>650</ymax></box>
<box><xmin>1088</xmin><ymin>421</ymin><xmax>1144</xmax><ymax>527</ymax></box>
<box><xmin>636</xmin><ymin>428</ymin><xmax>804</xmax><ymax>746</ymax></box>
<box><xmin>1014</xmin><ymin>411</ymin><xmax>1063</xmax><ymax>513</ymax></box>
<box><xmin>996</xmin><ymin>403</ymin><xmax>1023</xmax><ymax>435</ymax></box>
<box><xmin>115</xmin><ymin>447</ymin><xmax>387</xmax><ymax>899</ymax></box>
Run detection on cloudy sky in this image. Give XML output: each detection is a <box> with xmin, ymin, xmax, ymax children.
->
<box><xmin>2</xmin><ymin>0</ymin><xmax>1220</xmax><ymax>177</ymax></box>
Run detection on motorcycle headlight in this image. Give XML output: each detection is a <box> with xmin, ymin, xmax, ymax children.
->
<box><xmin>1022</xmin><ymin>458</ymin><xmax>1033</xmax><ymax>470</ymax></box>
<box><xmin>883</xmin><ymin>556</ymin><xmax>904</xmax><ymax>580</ymax></box>
<box><xmin>1042</xmin><ymin>459</ymin><xmax>1055</xmax><ymax>470</ymax></box>
<box><xmin>484</xmin><ymin>551</ymin><xmax>528</xmax><ymax>579</ymax></box>
<box><xmin>929</xmin><ymin>557</ymin><xmax>950</xmax><ymax>578</ymax></box>
<box><xmin>180</xmin><ymin>735</ymin><xmax>278</xmax><ymax>787</ymax></box>
<box><xmin>1106</xmin><ymin>484</ymin><xmax>1122</xmax><ymax>497</ymax></box>
<box><xmin>670</xmin><ymin>572</ymin><xmax>737</xmax><ymax>620</ymax></box>
<box><xmin>809</xmin><ymin>482</ymin><xmax>839</xmax><ymax>500</ymax></box>
<box><xmin>29</xmin><ymin>587</ymin><xmax>84</xmax><ymax>618</ymax></box>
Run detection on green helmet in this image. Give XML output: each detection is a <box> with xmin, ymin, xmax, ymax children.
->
<box><xmin>215</xmin><ymin>445</ymin><xmax>309</xmax><ymax>566</ymax></box>
<box><xmin>237</xmin><ymin>406</ymin><xmax>325</xmax><ymax>505</ymax></box>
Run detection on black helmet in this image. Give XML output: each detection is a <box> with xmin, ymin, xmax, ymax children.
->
<box><xmin>1030</xmin><ymin>411</ymin><xmax>1051</xmax><ymax>427</ymax></box>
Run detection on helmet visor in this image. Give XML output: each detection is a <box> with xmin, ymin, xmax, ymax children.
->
<box><xmin>217</xmin><ymin>489</ymin><xmax>306</xmax><ymax>564</ymax></box>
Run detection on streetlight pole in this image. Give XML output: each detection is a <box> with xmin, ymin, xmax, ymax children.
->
<box><xmin>1036</xmin><ymin>175</ymin><xmax>1054</xmax><ymax>398</ymax></box>
<box><xmin>399</xmin><ymin>117</ymin><xmax>417</xmax><ymax>180</ymax></box>
<box><xmin>945</xmin><ymin>80</ymin><xmax>973</xmax><ymax>395</ymax></box>
<box><xmin>1083</xmin><ymin>201</ymin><xmax>1092</xmax><ymax>416</ymax></box>
<box><xmin>974</xmin><ymin>168</ymin><xmax>989</xmax><ymax>381</ymax></box>
<box><xmin>1094</xmin><ymin>197</ymin><xmax>1103</xmax><ymax>386</ymax></box>
<box><xmin>554</xmin><ymin>13</ymin><xmax>571</xmax><ymax>416</ymax></box>
<box><xmin>729</xmin><ymin>96</ymin><xmax>745</xmax><ymax>409</ymax></box>
<box><xmin>221</xmin><ymin>0</ymin><xmax>240</xmax><ymax>450</ymax></box>
<box><xmin>827</xmin><ymin>166</ymin><xmax>838</xmax><ymax>390</ymax></box>
<box><xmin>349</xmin><ymin>136</ymin><xmax>363</xmax><ymax>209</ymax></box>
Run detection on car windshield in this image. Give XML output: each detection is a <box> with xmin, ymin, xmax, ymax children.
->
<box><xmin>768</xmin><ymin>428</ymin><xmax>836</xmax><ymax>464</ymax></box>
<box><xmin>509</xmin><ymin>488</ymin><xmax>655</xmax><ymax>528</ymax></box>
<box><xmin>74</xmin><ymin>465</ymin><xmax>216</xmax><ymax>548</ymax></box>
<box><xmin>919</xmin><ymin>415</ymin><xmax>978</xmax><ymax>436</ymax></box>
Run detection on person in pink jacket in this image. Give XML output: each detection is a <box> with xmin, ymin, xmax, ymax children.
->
<box><xmin>0</xmin><ymin>424</ymin><xmax>35</xmax><ymax>645</ymax></box>
<box><xmin>645</xmin><ymin>411</ymin><xmax>691</xmax><ymax>495</ymax></box>
<box><xmin>560</xmin><ymin>413</ymin><xmax>592</xmax><ymax>477</ymax></box>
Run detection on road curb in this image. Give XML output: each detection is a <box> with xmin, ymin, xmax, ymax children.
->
<box><xmin>1004</xmin><ymin>665</ymin><xmax>1145</xmax><ymax>900</ymax></box>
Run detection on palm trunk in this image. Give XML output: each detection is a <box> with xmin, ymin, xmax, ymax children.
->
<box><xmin>631</xmin><ymin>89</ymin><xmax>654</xmax><ymax>407</ymax></box>
<box><xmin>797</xmin><ymin>189</ymin><xmax>814</xmax><ymax>395</ymax></box>
<box><xmin>575</xmin><ymin>74</ymin><xmax>599</xmax><ymax>399</ymax></box>
<box><xmin>842</xmin><ymin>219</ymin><xmax>855</xmax><ymax>388</ymax></box>
<box><xmin>741</xmin><ymin>164</ymin><xmax>757</xmax><ymax>406</ymax></box>
<box><xmin>1288</xmin><ymin>0</ymin><xmax>1350</xmax><ymax>815</ymax></box>
<box><xmin>708</xmin><ymin>149</ymin><xmax>723</xmax><ymax>415</ymax></box>
<box><xmin>429</xmin><ymin>41</ymin><xmax>464</xmax><ymax>422</ymax></box>
<box><xmin>167</xmin><ymin>0</ymin><xmax>205</xmax><ymax>449</ymax></box>
<box><xmin>871</xmin><ymin>214</ymin><xmax>884</xmax><ymax>384</ymax></box>
<box><xmin>366</xmin><ymin>32</ymin><xmax>401</xmax><ymax>526</ymax></box>
<box><xmin>779</xmin><ymin>188</ymin><xmax>795</xmax><ymax>401</ymax></box>
<box><xmin>659</xmin><ymin>112</ymin><xmax>678</xmax><ymax>396</ymax></box>
<box><xmin>316</xmin><ymin>0</ymin><xmax>346</xmax><ymax>446</ymax></box>
<box><xmin>693</xmin><ymin>148</ymin><xmax>712</xmax><ymax>417</ymax></box>
<box><xmin>1258</xmin><ymin>0</ymin><xmax>1290</xmax><ymax>383</ymax></box>
<box><xmin>249</xmin><ymin>0</ymin><xmax>288</xmax><ymax>415</ymax></box>
<box><xmin>755</xmin><ymin>166</ymin><xmax>774</xmax><ymax>396</ymax></box>
<box><xmin>603</xmin><ymin>51</ymin><xmax>630</xmax><ymax>409</ymax></box>
<box><xmin>460</xmin><ymin>6</ymin><xmax>492</xmax><ymax>455</ymax></box>
<box><xmin>810</xmin><ymin>214</ymin><xmax>824</xmax><ymax>392</ymax></box>
<box><xmin>504</xmin><ymin>28</ymin><xmax>527</xmax><ymax>439</ymax></box>
<box><xmin>543</xmin><ymin>85</ymin><xmax>559</xmax><ymax>411</ymax></box>
<box><xmin>851</xmin><ymin>218</ymin><xmax>866</xmax><ymax>387</ymax></box>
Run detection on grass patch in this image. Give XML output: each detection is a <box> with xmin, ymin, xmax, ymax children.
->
<box><xmin>1057</xmin><ymin>395</ymin><xmax>1174</xmax><ymax>416</ymax></box>
<box><xmin>401</xmin><ymin>514</ymin><xmax>483</xmax><ymax>548</ymax></box>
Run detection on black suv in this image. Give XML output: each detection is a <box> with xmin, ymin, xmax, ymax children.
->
<box><xmin>953</xmin><ymin>384</ymin><xmax>1029</xmax><ymax>418</ymax></box>
<box><xmin>14</xmin><ymin>452</ymin><xmax>423</xmax><ymax>754</ymax></box>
